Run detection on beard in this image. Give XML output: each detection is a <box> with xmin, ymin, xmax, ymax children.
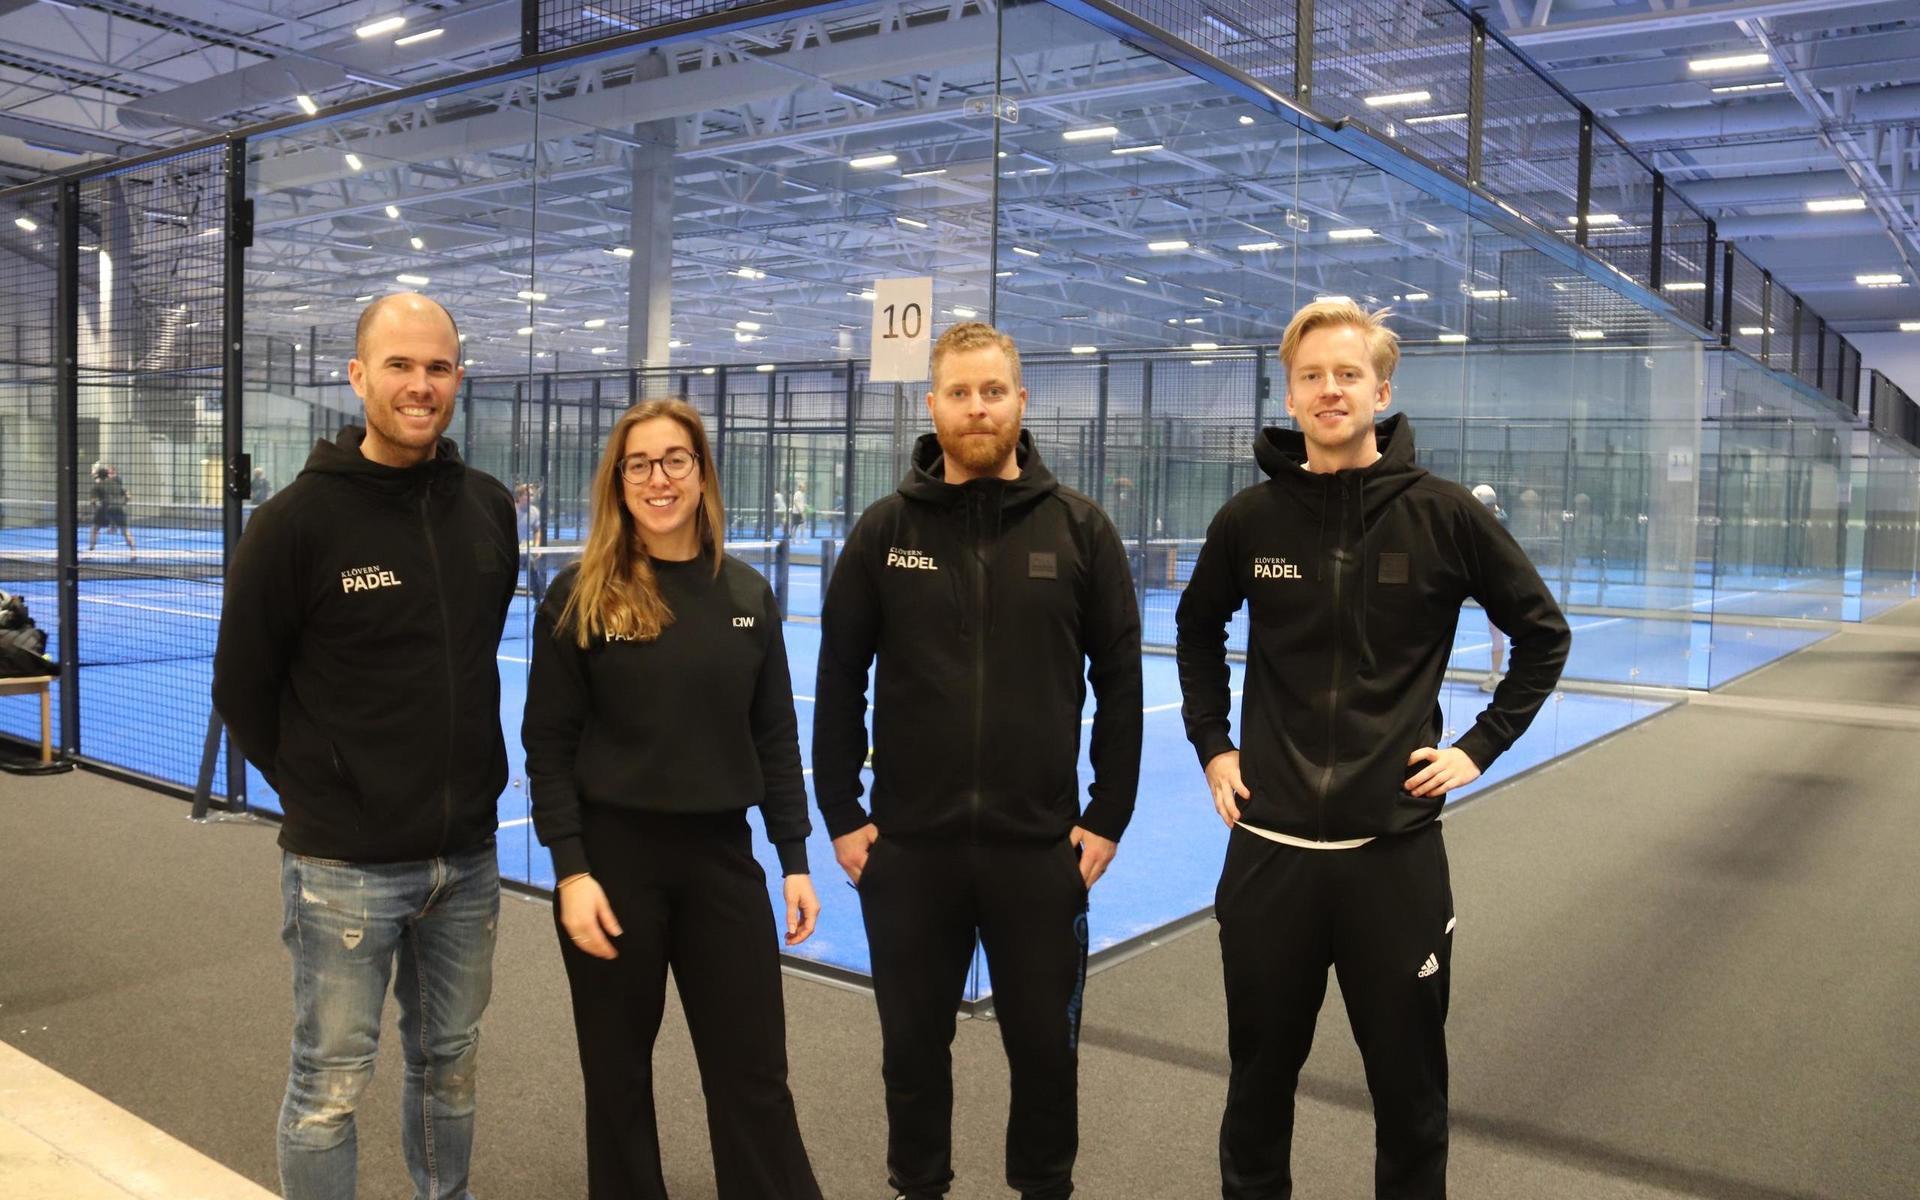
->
<box><xmin>937</xmin><ymin>418</ymin><xmax>1021</xmax><ymax>476</ymax></box>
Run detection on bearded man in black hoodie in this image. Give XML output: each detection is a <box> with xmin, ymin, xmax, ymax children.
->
<box><xmin>1176</xmin><ymin>300</ymin><xmax>1569</xmax><ymax>1199</ymax></box>
<box><xmin>213</xmin><ymin>293</ymin><xmax>516</xmax><ymax>1200</ymax></box>
<box><xmin>814</xmin><ymin>322</ymin><xmax>1143</xmax><ymax>1200</ymax></box>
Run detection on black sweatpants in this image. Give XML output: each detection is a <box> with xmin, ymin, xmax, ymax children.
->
<box><xmin>555</xmin><ymin>806</ymin><xmax>821</xmax><ymax>1200</ymax></box>
<box><xmin>1216</xmin><ymin>821</ymin><xmax>1454</xmax><ymax>1200</ymax></box>
<box><xmin>858</xmin><ymin>836</ymin><xmax>1090</xmax><ymax>1200</ymax></box>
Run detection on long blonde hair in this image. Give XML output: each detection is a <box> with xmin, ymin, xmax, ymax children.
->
<box><xmin>556</xmin><ymin>399</ymin><xmax>726</xmax><ymax>647</ymax></box>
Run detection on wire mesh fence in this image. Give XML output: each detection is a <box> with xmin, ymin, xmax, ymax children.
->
<box><xmin>0</xmin><ymin>184</ymin><xmax>63</xmax><ymax>751</ymax></box>
<box><xmin>72</xmin><ymin>147</ymin><xmax>228</xmax><ymax>787</ymax></box>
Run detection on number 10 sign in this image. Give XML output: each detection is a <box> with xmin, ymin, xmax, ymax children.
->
<box><xmin>869</xmin><ymin>276</ymin><xmax>933</xmax><ymax>382</ymax></box>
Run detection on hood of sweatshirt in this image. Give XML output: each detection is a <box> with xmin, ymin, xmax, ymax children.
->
<box><xmin>299</xmin><ymin>425</ymin><xmax>467</xmax><ymax>496</ymax></box>
<box><xmin>898</xmin><ymin>429</ymin><xmax>1060</xmax><ymax>637</ymax></box>
<box><xmin>1252</xmin><ymin>413</ymin><xmax>1428</xmax><ymax>671</ymax></box>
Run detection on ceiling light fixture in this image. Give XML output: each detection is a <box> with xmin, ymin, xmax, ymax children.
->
<box><xmin>1124</xmin><ymin>275</ymin><xmax>1149</xmax><ymax>284</ymax></box>
<box><xmin>518</xmin><ymin>290</ymin><xmax>546</xmax><ymax>301</ymax></box>
<box><xmin>849</xmin><ymin>153</ymin><xmax>898</xmax><ymax>169</ymax></box>
<box><xmin>1071</xmin><ymin>345</ymin><xmax>1099</xmax><ymax>354</ymax></box>
<box><xmin>1238</xmin><ymin>240</ymin><xmax>1283</xmax><ymax>252</ymax></box>
<box><xmin>1403</xmin><ymin>112</ymin><xmax>1467</xmax><ymax>125</ymax></box>
<box><xmin>343</xmin><ymin>153</ymin><xmax>364</xmax><ymax>171</ymax></box>
<box><xmin>14</xmin><ymin>217</ymin><xmax>36</xmax><ymax>232</ymax></box>
<box><xmin>736</xmin><ymin>320</ymin><xmax>762</xmax><ymax>331</ymax></box>
<box><xmin>517</xmin><ymin>326</ymin><xmax>536</xmax><ymax>336</ymax></box>
<box><xmin>1403</xmin><ymin>291</ymin><xmax>1431</xmax><ymax>301</ymax></box>
<box><xmin>394</xmin><ymin>27</ymin><xmax>443</xmax><ymax>46</ymax></box>
<box><xmin>901</xmin><ymin>167</ymin><xmax>948</xmax><ymax>178</ymax></box>
<box><xmin>1438</xmin><ymin>333</ymin><xmax>1469</xmax><ymax>343</ymax></box>
<box><xmin>1111</xmin><ymin>143</ymin><xmax>1163</xmax><ymax>155</ymax></box>
<box><xmin>1571</xmin><ymin>329</ymin><xmax>1606</xmax><ymax>340</ymax></box>
<box><xmin>1328</xmin><ymin>228</ymin><xmax>1376</xmax><ymax>240</ymax></box>
<box><xmin>952</xmin><ymin>306</ymin><xmax>978</xmax><ymax>318</ymax></box>
<box><xmin>1364</xmin><ymin>90</ymin><xmax>1431</xmax><ymax>108</ymax></box>
<box><xmin>1666</xmin><ymin>281</ymin><xmax>1706</xmax><ymax>291</ymax></box>
<box><xmin>608</xmin><ymin>246</ymin><xmax>634</xmax><ymax>257</ymax></box>
<box><xmin>384</xmin><ymin>205</ymin><xmax>400</xmax><ymax>218</ymax></box>
<box><xmin>1063</xmin><ymin>126</ymin><xmax>1119</xmax><ymax>141</ymax></box>
<box><xmin>583</xmin><ymin>318</ymin><xmax>607</xmax><ymax>329</ymax></box>
<box><xmin>895</xmin><ymin>216</ymin><xmax>929</xmax><ymax>230</ymax></box>
<box><xmin>1148</xmin><ymin>239</ymin><xmax>1190</xmax><ymax>251</ymax></box>
<box><xmin>395</xmin><ymin>273</ymin><xmax>429</xmax><ymax>285</ymax></box>
<box><xmin>735</xmin><ymin>266</ymin><xmax>766</xmax><ymax>280</ymax></box>
<box><xmin>1858</xmin><ymin>273</ymin><xmax>1905</xmax><ymax>287</ymax></box>
<box><xmin>409</xmin><ymin>236</ymin><xmax>425</xmax><ymax>250</ymax></box>
<box><xmin>296</xmin><ymin>95</ymin><xmax>319</xmax><ymax>116</ymax></box>
<box><xmin>1688</xmin><ymin>52</ymin><xmax>1769</xmax><ymax>73</ymax></box>
<box><xmin>1190</xmin><ymin>341</ymin><xmax>1220</xmax><ymax>350</ymax></box>
<box><xmin>1711</xmin><ymin>81</ymin><xmax>1786</xmax><ymax>94</ymax></box>
<box><xmin>1012</xmin><ymin>246</ymin><xmax>1041</xmax><ymax>258</ymax></box>
<box><xmin>355</xmin><ymin>16</ymin><xmax>407</xmax><ymax>38</ymax></box>
<box><xmin>756</xmin><ymin>363</ymin><xmax>776</xmax><ymax>373</ymax></box>
<box><xmin>1806</xmin><ymin>197</ymin><xmax>1867</xmax><ymax>213</ymax></box>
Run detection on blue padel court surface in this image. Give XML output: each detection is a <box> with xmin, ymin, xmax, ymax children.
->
<box><xmin>6</xmin><ymin>528</ymin><xmax>1908</xmax><ymax>995</ymax></box>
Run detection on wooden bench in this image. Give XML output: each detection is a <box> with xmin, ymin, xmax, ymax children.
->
<box><xmin>0</xmin><ymin>675</ymin><xmax>54</xmax><ymax>765</ymax></box>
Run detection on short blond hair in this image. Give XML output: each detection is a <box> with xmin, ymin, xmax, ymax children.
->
<box><xmin>931</xmin><ymin>321</ymin><xmax>1022</xmax><ymax>389</ymax></box>
<box><xmin>1279</xmin><ymin>299</ymin><xmax>1400</xmax><ymax>381</ymax></box>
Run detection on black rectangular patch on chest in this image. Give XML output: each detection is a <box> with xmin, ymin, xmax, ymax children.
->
<box><xmin>1377</xmin><ymin>552</ymin><xmax>1409</xmax><ymax>585</ymax></box>
<box><xmin>1028</xmin><ymin>551</ymin><xmax>1058</xmax><ymax>580</ymax></box>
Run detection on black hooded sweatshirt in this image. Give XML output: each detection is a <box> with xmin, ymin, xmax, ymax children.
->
<box><xmin>813</xmin><ymin>431</ymin><xmax>1143</xmax><ymax>844</ymax></box>
<box><xmin>212</xmin><ymin>427</ymin><xmax>518</xmax><ymax>863</ymax></box>
<box><xmin>1174</xmin><ymin>414</ymin><xmax>1569</xmax><ymax>841</ymax></box>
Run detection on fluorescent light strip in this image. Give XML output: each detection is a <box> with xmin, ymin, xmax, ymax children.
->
<box><xmin>590</xmin><ymin>347</ymin><xmax>611</xmax><ymax>355</ymax></box>
<box><xmin>1315</xmin><ymin>294</ymin><xmax>1353</xmax><ymax>304</ymax></box>
<box><xmin>1364</xmin><ymin>90</ymin><xmax>1431</xmax><ymax>108</ymax></box>
<box><xmin>518</xmin><ymin>290</ymin><xmax>546</xmax><ymax>301</ymax></box>
<box><xmin>14</xmin><ymin>217</ymin><xmax>36</xmax><ymax>232</ymax></box>
<box><xmin>736</xmin><ymin>321</ymin><xmax>762</xmax><ymax>331</ymax></box>
<box><xmin>1063</xmin><ymin>126</ymin><xmax>1118</xmax><ymax>142</ymax></box>
<box><xmin>849</xmin><ymin>153</ymin><xmax>898</xmax><ymax>169</ymax></box>
<box><xmin>1124</xmin><ymin>275</ymin><xmax>1149</xmax><ymax>285</ymax></box>
<box><xmin>896</xmin><ymin>216</ymin><xmax>929</xmax><ymax>230</ymax></box>
<box><xmin>1403</xmin><ymin>112</ymin><xmax>1467</xmax><ymax>125</ymax></box>
<box><xmin>1711</xmin><ymin>81</ymin><xmax>1786</xmax><ymax>94</ymax></box>
<box><xmin>395</xmin><ymin>273</ymin><xmax>429</xmax><ymax>285</ymax></box>
<box><xmin>756</xmin><ymin>364</ymin><xmax>776</xmax><ymax>373</ymax></box>
<box><xmin>1858</xmin><ymin>273</ymin><xmax>1905</xmax><ymax>286</ymax></box>
<box><xmin>1806</xmin><ymin>197</ymin><xmax>1867</xmax><ymax>213</ymax></box>
<box><xmin>1111</xmin><ymin>143</ymin><xmax>1163</xmax><ymax>155</ymax></box>
<box><xmin>1403</xmin><ymin>292</ymin><xmax>1430</xmax><ymax>301</ymax></box>
<box><xmin>516</xmin><ymin>326</ymin><xmax>535</xmax><ymax>336</ymax></box>
<box><xmin>1571</xmin><ymin>329</ymin><xmax>1605</xmax><ymax>340</ymax></box>
<box><xmin>1147</xmin><ymin>239</ymin><xmax>1190</xmax><ymax>251</ymax></box>
<box><xmin>901</xmin><ymin>167</ymin><xmax>947</xmax><ymax>178</ymax></box>
<box><xmin>583</xmin><ymin>319</ymin><xmax>607</xmax><ymax>329</ymax></box>
<box><xmin>1328</xmin><ymin>228</ymin><xmax>1376</xmax><ymax>240</ymax></box>
<box><xmin>1665</xmin><ymin>281</ymin><xmax>1706</xmax><ymax>291</ymax></box>
<box><xmin>1899</xmin><ymin>321</ymin><xmax>1920</xmax><ymax>332</ymax></box>
<box><xmin>295</xmin><ymin>94</ymin><xmax>319</xmax><ymax>115</ymax></box>
<box><xmin>344</xmin><ymin>153</ymin><xmax>364</xmax><ymax>171</ymax></box>
<box><xmin>1190</xmin><ymin>342</ymin><xmax>1219</xmax><ymax>351</ymax></box>
<box><xmin>1071</xmin><ymin>345</ymin><xmax>1099</xmax><ymax>354</ymax></box>
<box><xmin>394</xmin><ymin>28</ymin><xmax>443</xmax><ymax>46</ymax></box>
<box><xmin>355</xmin><ymin>16</ymin><xmax>407</xmax><ymax>39</ymax></box>
<box><xmin>1469</xmin><ymin>288</ymin><xmax>1509</xmax><ymax>299</ymax></box>
<box><xmin>1438</xmin><ymin>333</ymin><xmax>1468</xmax><ymax>343</ymax></box>
<box><xmin>1203</xmin><ymin>296</ymin><xmax>1224</xmax><ymax>305</ymax></box>
<box><xmin>1689</xmin><ymin>53</ymin><xmax>1769</xmax><ymax>73</ymax></box>
<box><xmin>608</xmin><ymin>246</ymin><xmax>634</xmax><ymax>257</ymax></box>
<box><xmin>1238</xmin><ymin>241</ymin><xmax>1283</xmax><ymax>252</ymax></box>
<box><xmin>1012</xmin><ymin>246</ymin><xmax>1041</xmax><ymax>258</ymax></box>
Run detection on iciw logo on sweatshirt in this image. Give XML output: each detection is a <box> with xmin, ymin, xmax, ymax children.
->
<box><xmin>340</xmin><ymin>564</ymin><xmax>404</xmax><ymax>593</ymax></box>
<box><xmin>886</xmin><ymin>547</ymin><xmax>939</xmax><ymax>571</ymax></box>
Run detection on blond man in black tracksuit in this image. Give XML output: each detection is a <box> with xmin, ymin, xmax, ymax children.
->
<box><xmin>814</xmin><ymin>322</ymin><xmax>1143</xmax><ymax>1200</ymax></box>
<box><xmin>1176</xmin><ymin>300</ymin><xmax>1570</xmax><ymax>1199</ymax></box>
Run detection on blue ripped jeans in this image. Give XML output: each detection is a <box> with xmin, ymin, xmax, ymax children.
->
<box><xmin>277</xmin><ymin>842</ymin><xmax>500</xmax><ymax>1200</ymax></box>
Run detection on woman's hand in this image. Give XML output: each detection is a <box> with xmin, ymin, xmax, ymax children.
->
<box><xmin>783</xmin><ymin>874</ymin><xmax>821</xmax><ymax>946</ymax></box>
<box><xmin>557</xmin><ymin>874</ymin><xmax>622</xmax><ymax>960</ymax></box>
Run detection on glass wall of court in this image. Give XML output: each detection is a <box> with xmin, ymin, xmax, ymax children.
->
<box><xmin>5</xmin><ymin>0</ymin><xmax>1920</xmax><ymax>990</ymax></box>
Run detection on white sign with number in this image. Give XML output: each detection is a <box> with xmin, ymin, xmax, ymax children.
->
<box><xmin>870</xmin><ymin>276</ymin><xmax>933</xmax><ymax>382</ymax></box>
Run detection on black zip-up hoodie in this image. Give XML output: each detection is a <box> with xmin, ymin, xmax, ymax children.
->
<box><xmin>813</xmin><ymin>431</ymin><xmax>1143</xmax><ymax>844</ymax></box>
<box><xmin>1175</xmin><ymin>414</ymin><xmax>1570</xmax><ymax>840</ymax></box>
<box><xmin>212</xmin><ymin>427</ymin><xmax>518</xmax><ymax>863</ymax></box>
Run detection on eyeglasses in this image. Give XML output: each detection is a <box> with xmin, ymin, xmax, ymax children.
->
<box><xmin>619</xmin><ymin>448</ymin><xmax>700</xmax><ymax>483</ymax></box>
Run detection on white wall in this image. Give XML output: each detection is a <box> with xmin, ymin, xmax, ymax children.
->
<box><xmin>1852</xmin><ymin>332</ymin><xmax>1920</xmax><ymax>399</ymax></box>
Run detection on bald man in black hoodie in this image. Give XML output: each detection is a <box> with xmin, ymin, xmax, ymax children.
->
<box><xmin>1176</xmin><ymin>300</ymin><xmax>1569</xmax><ymax>1199</ymax></box>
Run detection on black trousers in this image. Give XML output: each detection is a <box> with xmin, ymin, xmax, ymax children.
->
<box><xmin>556</xmin><ymin>807</ymin><xmax>821</xmax><ymax>1200</ymax></box>
<box><xmin>858</xmin><ymin>836</ymin><xmax>1090</xmax><ymax>1200</ymax></box>
<box><xmin>1216</xmin><ymin>822</ymin><xmax>1454</xmax><ymax>1200</ymax></box>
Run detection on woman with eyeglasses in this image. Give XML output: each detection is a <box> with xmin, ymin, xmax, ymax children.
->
<box><xmin>522</xmin><ymin>398</ymin><xmax>824</xmax><ymax>1200</ymax></box>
